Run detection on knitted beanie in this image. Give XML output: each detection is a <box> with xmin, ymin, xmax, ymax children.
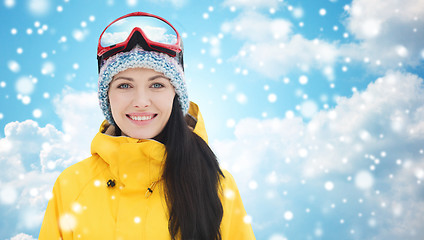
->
<box><xmin>98</xmin><ymin>47</ymin><xmax>188</xmax><ymax>125</ymax></box>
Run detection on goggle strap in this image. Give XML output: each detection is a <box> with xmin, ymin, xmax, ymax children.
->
<box><xmin>97</xmin><ymin>46</ymin><xmax>125</xmax><ymax>72</ymax></box>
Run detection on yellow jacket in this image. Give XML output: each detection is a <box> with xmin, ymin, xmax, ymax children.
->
<box><xmin>39</xmin><ymin>102</ymin><xmax>255</xmax><ymax>240</ymax></box>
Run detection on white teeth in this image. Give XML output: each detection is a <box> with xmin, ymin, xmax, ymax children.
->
<box><xmin>130</xmin><ymin>115</ymin><xmax>154</xmax><ymax>121</ymax></box>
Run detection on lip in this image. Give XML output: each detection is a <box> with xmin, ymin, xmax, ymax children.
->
<box><xmin>126</xmin><ymin>113</ymin><xmax>157</xmax><ymax>126</ymax></box>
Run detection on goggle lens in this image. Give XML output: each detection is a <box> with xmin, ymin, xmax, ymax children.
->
<box><xmin>100</xmin><ymin>15</ymin><xmax>178</xmax><ymax>47</ymax></box>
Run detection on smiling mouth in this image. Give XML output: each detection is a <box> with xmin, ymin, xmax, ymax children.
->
<box><xmin>127</xmin><ymin>114</ymin><xmax>157</xmax><ymax>121</ymax></box>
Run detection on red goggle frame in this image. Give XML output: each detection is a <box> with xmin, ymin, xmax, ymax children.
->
<box><xmin>97</xmin><ymin>12</ymin><xmax>183</xmax><ymax>72</ymax></box>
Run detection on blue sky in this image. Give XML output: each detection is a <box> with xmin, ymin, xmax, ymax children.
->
<box><xmin>1</xmin><ymin>0</ymin><xmax>424</xmax><ymax>239</ymax></box>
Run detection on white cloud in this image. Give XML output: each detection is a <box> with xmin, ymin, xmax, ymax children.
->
<box><xmin>234</xmin><ymin>35</ymin><xmax>338</xmax><ymax>79</ymax></box>
<box><xmin>53</xmin><ymin>89</ymin><xmax>103</xmax><ymax>153</ymax></box>
<box><xmin>223</xmin><ymin>0</ymin><xmax>280</xmax><ymax>9</ymax></box>
<box><xmin>0</xmin><ymin>120</ymin><xmax>67</xmax><ymax>236</ymax></box>
<box><xmin>222</xmin><ymin>0</ymin><xmax>424</xmax><ymax>78</ymax></box>
<box><xmin>370</xmin><ymin>160</ymin><xmax>424</xmax><ymax>239</ymax></box>
<box><xmin>212</xmin><ymin>71</ymin><xmax>424</xmax><ymax>238</ymax></box>
<box><xmin>222</xmin><ymin>11</ymin><xmax>292</xmax><ymax>43</ymax></box>
<box><xmin>0</xmin><ymin>90</ymin><xmax>103</xmax><ymax>237</ymax></box>
<box><xmin>1</xmin><ymin>120</ymin><xmax>63</xmax><ymax>174</ymax></box>
<box><xmin>222</xmin><ymin>11</ymin><xmax>338</xmax><ymax>79</ymax></box>
<box><xmin>342</xmin><ymin>0</ymin><xmax>424</xmax><ymax>69</ymax></box>
<box><xmin>9</xmin><ymin>233</ymin><xmax>36</xmax><ymax>240</ymax></box>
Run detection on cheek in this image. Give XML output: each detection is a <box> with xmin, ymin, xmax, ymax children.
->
<box><xmin>153</xmin><ymin>90</ymin><xmax>175</xmax><ymax>113</ymax></box>
<box><xmin>164</xmin><ymin>93</ymin><xmax>176</xmax><ymax>114</ymax></box>
<box><xmin>108</xmin><ymin>91</ymin><xmax>125</xmax><ymax>113</ymax></box>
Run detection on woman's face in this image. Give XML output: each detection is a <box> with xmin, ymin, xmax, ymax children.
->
<box><xmin>108</xmin><ymin>68</ymin><xmax>176</xmax><ymax>139</ymax></box>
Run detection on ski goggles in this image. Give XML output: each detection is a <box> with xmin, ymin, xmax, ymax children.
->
<box><xmin>97</xmin><ymin>12</ymin><xmax>183</xmax><ymax>72</ymax></box>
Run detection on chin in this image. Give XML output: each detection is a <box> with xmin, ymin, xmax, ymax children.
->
<box><xmin>126</xmin><ymin>131</ymin><xmax>159</xmax><ymax>140</ymax></box>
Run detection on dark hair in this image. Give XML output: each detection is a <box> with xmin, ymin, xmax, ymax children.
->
<box><xmin>159</xmin><ymin>97</ymin><xmax>224</xmax><ymax>240</ymax></box>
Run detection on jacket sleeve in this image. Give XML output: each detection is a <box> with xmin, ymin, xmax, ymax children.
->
<box><xmin>220</xmin><ymin>170</ymin><xmax>256</xmax><ymax>240</ymax></box>
<box><xmin>39</xmin><ymin>175</ymin><xmax>73</xmax><ymax>240</ymax></box>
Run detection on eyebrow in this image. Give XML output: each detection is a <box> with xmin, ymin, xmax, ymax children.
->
<box><xmin>112</xmin><ymin>75</ymin><xmax>170</xmax><ymax>82</ymax></box>
<box><xmin>148</xmin><ymin>75</ymin><xmax>171</xmax><ymax>81</ymax></box>
<box><xmin>112</xmin><ymin>76</ymin><xmax>134</xmax><ymax>82</ymax></box>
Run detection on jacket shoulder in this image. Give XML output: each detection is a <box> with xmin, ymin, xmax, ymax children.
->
<box><xmin>53</xmin><ymin>155</ymin><xmax>107</xmax><ymax>201</ymax></box>
<box><xmin>220</xmin><ymin>169</ymin><xmax>238</xmax><ymax>189</ymax></box>
<box><xmin>219</xmin><ymin>169</ymin><xmax>256</xmax><ymax>240</ymax></box>
<box><xmin>58</xmin><ymin>155</ymin><xmax>105</xmax><ymax>181</ymax></box>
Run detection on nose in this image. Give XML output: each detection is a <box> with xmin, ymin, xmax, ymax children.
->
<box><xmin>132</xmin><ymin>88</ymin><xmax>151</xmax><ymax>108</ymax></box>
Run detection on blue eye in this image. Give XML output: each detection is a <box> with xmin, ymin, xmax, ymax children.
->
<box><xmin>152</xmin><ymin>83</ymin><xmax>164</xmax><ymax>88</ymax></box>
<box><xmin>118</xmin><ymin>83</ymin><xmax>130</xmax><ymax>89</ymax></box>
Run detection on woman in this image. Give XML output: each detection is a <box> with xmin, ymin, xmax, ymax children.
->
<box><xmin>39</xmin><ymin>12</ymin><xmax>255</xmax><ymax>240</ymax></box>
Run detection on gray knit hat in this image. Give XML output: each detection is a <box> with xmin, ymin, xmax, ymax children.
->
<box><xmin>98</xmin><ymin>47</ymin><xmax>188</xmax><ymax>125</ymax></box>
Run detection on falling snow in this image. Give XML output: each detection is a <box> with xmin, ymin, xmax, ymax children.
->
<box><xmin>355</xmin><ymin>171</ymin><xmax>374</xmax><ymax>190</ymax></box>
<box><xmin>243</xmin><ymin>215</ymin><xmax>253</xmax><ymax>224</ymax></box>
<box><xmin>300</xmin><ymin>100</ymin><xmax>318</xmax><ymax>118</ymax></box>
<box><xmin>268</xmin><ymin>93</ymin><xmax>277</xmax><ymax>103</ymax></box>
<box><xmin>324</xmin><ymin>181</ymin><xmax>334</xmax><ymax>191</ymax></box>
<box><xmin>72</xmin><ymin>29</ymin><xmax>86</xmax><ymax>41</ymax></box>
<box><xmin>15</xmin><ymin>76</ymin><xmax>34</xmax><ymax>95</ymax></box>
<box><xmin>2</xmin><ymin>1</ymin><xmax>424</xmax><ymax>239</ymax></box>
<box><xmin>236</xmin><ymin>93</ymin><xmax>248</xmax><ymax>104</ymax></box>
<box><xmin>28</xmin><ymin>0</ymin><xmax>50</xmax><ymax>16</ymax></box>
<box><xmin>32</xmin><ymin>109</ymin><xmax>42</xmax><ymax>118</ymax></box>
<box><xmin>0</xmin><ymin>186</ymin><xmax>18</xmax><ymax>204</ymax></box>
<box><xmin>284</xmin><ymin>211</ymin><xmax>293</xmax><ymax>221</ymax></box>
<box><xmin>8</xmin><ymin>60</ymin><xmax>20</xmax><ymax>73</ymax></box>
<box><xmin>299</xmin><ymin>75</ymin><xmax>308</xmax><ymax>85</ymax></box>
<box><xmin>59</xmin><ymin>213</ymin><xmax>77</xmax><ymax>232</ymax></box>
<box><xmin>5</xmin><ymin>0</ymin><xmax>15</xmax><ymax>8</ymax></box>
